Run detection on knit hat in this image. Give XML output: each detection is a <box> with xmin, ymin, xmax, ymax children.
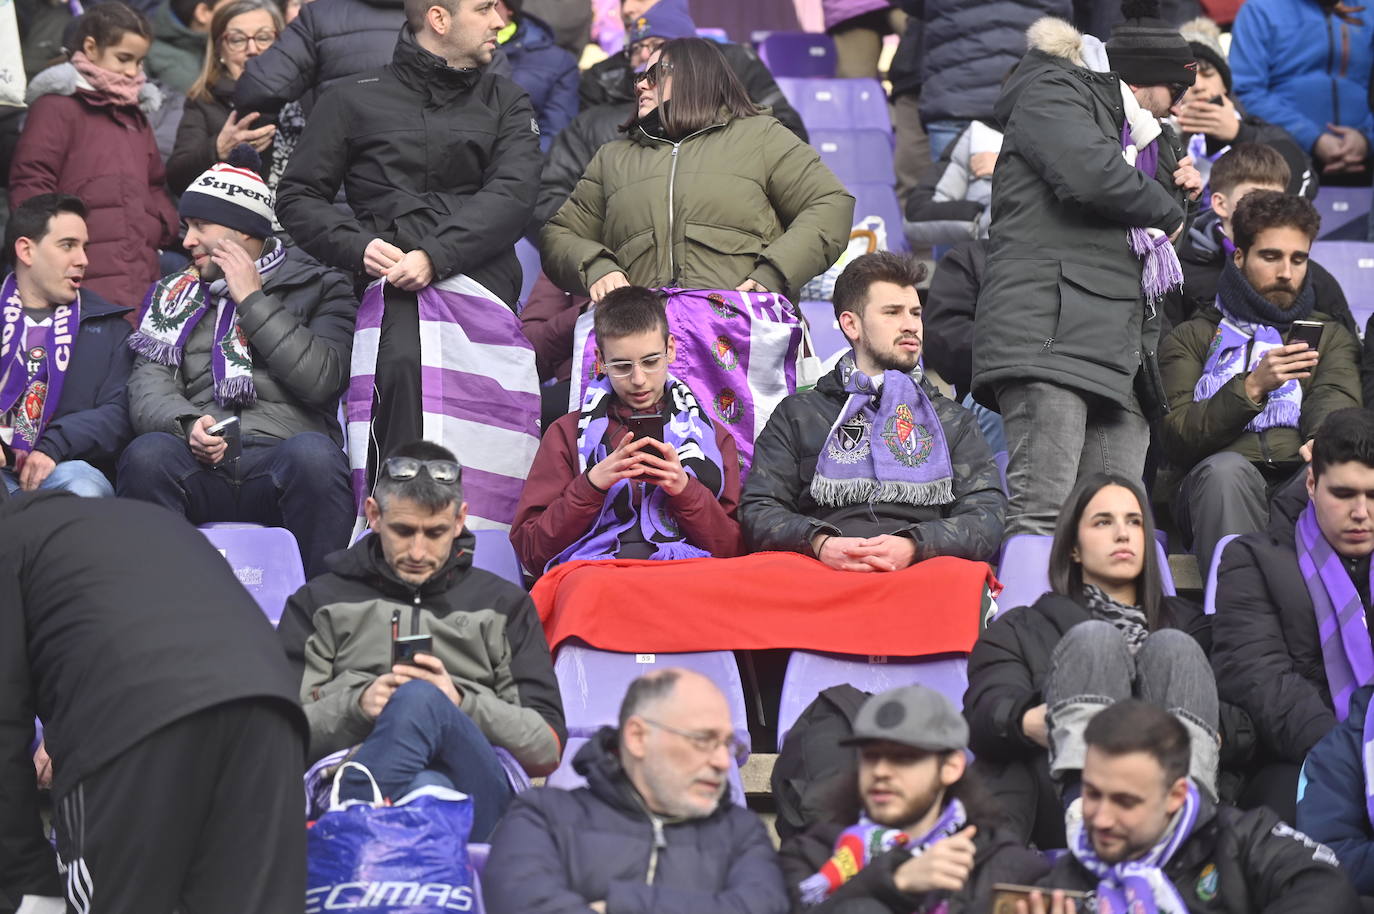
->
<box><xmin>178</xmin><ymin>145</ymin><xmax>274</xmax><ymax>239</ymax></box>
<box><xmin>1180</xmin><ymin>17</ymin><xmax>1231</xmax><ymax>93</ymax></box>
<box><xmin>1106</xmin><ymin>0</ymin><xmax>1197</xmax><ymax>87</ymax></box>
<box><xmin>628</xmin><ymin>0</ymin><xmax>697</xmax><ymax>46</ymax></box>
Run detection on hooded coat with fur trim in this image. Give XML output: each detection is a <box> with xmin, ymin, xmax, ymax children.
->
<box><xmin>971</xmin><ymin>17</ymin><xmax>1187</xmax><ymax>411</ymax></box>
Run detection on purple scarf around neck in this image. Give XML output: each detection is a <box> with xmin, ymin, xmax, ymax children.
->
<box><xmin>1121</xmin><ymin>122</ymin><xmax>1185</xmax><ymax>302</ymax></box>
<box><xmin>0</xmin><ymin>273</ymin><xmax>77</xmax><ymax>455</ymax></box>
<box><xmin>1298</xmin><ymin>502</ymin><xmax>1374</xmax><ymax>721</ymax></box>
<box><xmin>810</xmin><ymin>352</ymin><xmax>953</xmax><ymax>509</ymax></box>
<box><xmin>546</xmin><ymin>372</ymin><xmax>725</xmax><ymax>571</ymax></box>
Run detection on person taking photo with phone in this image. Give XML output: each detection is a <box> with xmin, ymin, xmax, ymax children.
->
<box><xmin>276</xmin><ymin>440</ymin><xmax>566</xmax><ymax>841</ymax></box>
<box><xmin>511</xmin><ymin>285</ymin><xmax>742</xmax><ymax>575</ymax></box>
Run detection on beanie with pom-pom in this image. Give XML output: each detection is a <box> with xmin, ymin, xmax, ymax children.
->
<box><xmin>1106</xmin><ymin>0</ymin><xmax>1197</xmax><ymax>88</ymax></box>
<box><xmin>178</xmin><ymin>143</ymin><xmax>274</xmax><ymax>239</ymax></box>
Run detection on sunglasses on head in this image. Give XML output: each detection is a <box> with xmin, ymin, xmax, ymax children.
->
<box><xmin>381</xmin><ymin>457</ymin><xmax>462</xmax><ymax>484</ymax></box>
<box><xmin>634</xmin><ymin>59</ymin><xmax>671</xmax><ymax>89</ymax></box>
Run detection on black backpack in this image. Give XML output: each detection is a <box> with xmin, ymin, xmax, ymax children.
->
<box><xmin>771</xmin><ymin>684</ymin><xmax>870</xmax><ymax>841</ymax></box>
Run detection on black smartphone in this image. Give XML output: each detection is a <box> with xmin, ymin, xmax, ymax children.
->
<box><xmin>207</xmin><ymin>415</ymin><xmax>242</xmax><ymax>462</ymax></box>
<box><xmin>1287</xmin><ymin>319</ymin><xmax>1323</xmax><ymax>351</ymax></box>
<box><xmin>626</xmin><ymin>412</ymin><xmax>665</xmax><ymax>445</ymax></box>
<box><xmin>990</xmin><ymin>885</ymin><xmax>1090</xmax><ymax>914</ymax></box>
<box><xmin>392</xmin><ymin>633</ymin><xmax>433</xmax><ymax>667</ymax></box>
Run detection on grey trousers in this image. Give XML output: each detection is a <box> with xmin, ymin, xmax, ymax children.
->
<box><xmin>1046</xmin><ymin>620</ymin><xmax>1220</xmax><ymax>801</ymax></box>
<box><xmin>1172</xmin><ymin>451</ymin><xmax>1271</xmax><ymax>573</ymax></box>
<box><xmin>996</xmin><ymin>380</ymin><xmax>1150</xmax><ymax>538</ymax></box>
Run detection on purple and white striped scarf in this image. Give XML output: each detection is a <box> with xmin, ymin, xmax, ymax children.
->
<box><xmin>547</xmin><ymin>373</ymin><xmax>724</xmax><ymax>571</ymax></box>
<box><xmin>1298</xmin><ymin>502</ymin><xmax>1374</xmax><ymax>721</ymax></box>
<box><xmin>1068</xmin><ymin>781</ymin><xmax>1200</xmax><ymax>914</ymax></box>
<box><xmin>1192</xmin><ymin>307</ymin><xmax>1302</xmax><ymax>433</ymax></box>
<box><xmin>0</xmin><ymin>274</ymin><xmax>77</xmax><ymax>454</ymax></box>
<box><xmin>572</xmin><ymin>288</ymin><xmax>804</xmax><ymax>484</ymax></box>
<box><xmin>1122</xmin><ymin>120</ymin><xmax>1185</xmax><ymax>303</ymax></box>
<box><xmin>346</xmin><ymin>276</ymin><xmax>540</xmax><ymax>534</ymax></box>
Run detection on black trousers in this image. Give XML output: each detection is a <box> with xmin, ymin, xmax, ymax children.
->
<box><xmin>365</xmin><ymin>284</ymin><xmax>423</xmax><ymax>490</ymax></box>
<box><xmin>53</xmin><ymin>699</ymin><xmax>304</xmax><ymax>914</ymax></box>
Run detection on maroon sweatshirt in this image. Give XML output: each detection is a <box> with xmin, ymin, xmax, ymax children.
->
<box><xmin>511</xmin><ymin>399</ymin><xmax>743</xmax><ymax>574</ymax></box>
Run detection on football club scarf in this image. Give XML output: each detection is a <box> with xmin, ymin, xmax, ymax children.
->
<box><xmin>1121</xmin><ymin>116</ymin><xmax>1185</xmax><ymax>303</ymax></box>
<box><xmin>346</xmin><ymin>275</ymin><xmax>540</xmax><ymax>533</ymax></box>
<box><xmin>1298</xmin><ymin>502</ymin><xmax>1374</xmax><ymax>721</ymax></box>
<box><xmin>129</xmin><ymin>237</ymin><xmax>286</xmax><ymax>407</ymax></box>
<box><xmin>571</xmin><ymin>288</ymin><xmax>804</xmax><ymax>484</ymax></box>
<box><xmin>1361</xmin><ymin>693</ymin><xmax>1374</xmax><ymax>828</ymax></box>
<box><xmin>1068</xmin><ymin>781</ymin><xmax>1201</xmax><ymax>914</ymax></box>
<box><xmin>797</xmin><ymin>800</ymin><xmax>966</xmax><ymax>906</ymax></box>
<box><xmin>0</xmin><ymin>273</ymin><xmax>77</xmax><ymax>454</ymax></box>
<box><xmin>547</xmin><ymin>372</ymin><xmax>725</xmax><ymax>571</ymax></box>
<box><xmin>811</xmin><ymin>352</ymin><xmax>953</xmax><ymax>509</ymax></box>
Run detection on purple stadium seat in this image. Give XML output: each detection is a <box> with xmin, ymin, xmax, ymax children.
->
<box><xmin>776</xmin><ymin>651</ymin><xmax>969</xmax><ymax>750</ymax></box>
<box><xmin>850</xmin><ymin>183</ymin><xmax>911</xmax><ymax>253</ymax></box>
<box><xmin>199</xmin><ymin>523</ymin><xmax>305</xmax><ymax>625</ymax></box>
<box><xmin>1309</xmin><ymin>241</ymin><xmax>1374</xmax><ymax>333</ymax></box>
<box><xmin>995</xmin><ymin>534</ymin><xmax>1174</xmax><ymax>618</ymax></box>
<box><xmin>758</xmin><ymin>32</ymin><xmax>836</xmax><ymax>78</ymax></box>
<box><xmin>514</xmin><ymin>238</ymin><xmax>541</xmax><ymax>311</ymax></box>
<box><xmin>776</xmin><ymin>77</ymin><xmax>891</xmax><ymax>133</ymax></box>
<box><xmin>469</xmin><ymin>843</ymin><xmax>490</xmax><ymax>876</ymax></box>
<box><xmin>1203</xmin><ymin>533</ymin><xmax>1241</xmax><ymax>616</ymax></box>
<box><xmin>471</xmin><ymin>869</ymin><xmax>487</xmax><ymax>914</ymax></box>
<box><xmin>696</xmin><ymin>26</ymin><xmax>729</xmax><ymax>42</ymax></box>
<box><xmin>544</xmin><ymin>735</ymin><xmax>749</xmax><ymax>806</ymax></box>
<box><xmin>470</xmin><ymin>528</ymin><xmax>525</xmax><ymax>587</ymax></box>
<box><xmin>493</xmin><ymin>746</ymin><xmax>532</xmax><ymax>792</ymax></box>
<box><xmin>993</xmin><ymin>451</ymin><xmax>1008</xmax><ymax>494</ymax></box>
<box><xmin>553</xmin><ymin>642</ymin><xmax>751</xmax><ymax>757</ymax></box>
<box><xmin>1314</xmin><ymin>186</ymin><xmax>1372</xmax><ymax>240</ymax></box>
<box><xmin>809</xmin><ymin>128</ymin><xmax>895</xmax><ymax>187</ymax></box>
<box><xmin>800</xmin><ymin>300</ymin><xmax>849</xmax><ymax>361</ymax></box>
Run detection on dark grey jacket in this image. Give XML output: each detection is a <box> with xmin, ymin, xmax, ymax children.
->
<box><xmin>127</xmin><ymin>248</ymin><xmax>358</xmax><ymax>444</ymax></box>
<box><xmin>971</xmin><ymin>19</ymin><xmax>1187</xmax><ymax>411</ymax></box>
<box><xmin>739</xmin><ymin>366</ymin><xmax>1005</xmax><ymax>563</ymax></box>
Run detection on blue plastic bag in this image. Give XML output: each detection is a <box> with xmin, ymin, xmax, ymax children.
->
<box><xmin>306</xmin><ymin>762</ymin><xmax>477</xmax><ymax>913</ymax></box>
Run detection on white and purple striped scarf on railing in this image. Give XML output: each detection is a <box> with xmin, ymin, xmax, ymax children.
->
<box><xmin>345</xmin><ymin>276</ymin><xmax>540</xmax><ymax>534</ymax></box>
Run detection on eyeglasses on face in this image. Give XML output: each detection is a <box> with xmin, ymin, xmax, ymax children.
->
<box><xmin>640</xmin><ymin>717</ymin><xmax>744</xmax><ymax>759</ymax></box>
<box><xmin>604</xmin><ymin>352</ymin><xmax>668</xmax><ymax>379</ymax></box>
<box><xmin>222</xmin><ymin>29</ymin><xmax>277</xmax><ymax>51</ymax></box>
<box><xmin>381</xmin><ymin>457</ymin><xmax>462</xmax><ymax>484</ymax></box>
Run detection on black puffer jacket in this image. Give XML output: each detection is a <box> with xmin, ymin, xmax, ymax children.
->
<box><xmin>739</xmin><ymin>365</ymin><xmax>1006</xmax><ymax>563</ymax></box>
<box><xmin>535</xmin><ymin>101</ymin><xmax>628</xmax><ymax>231</ymax></box>
<box><xmin>483</xmin><ymin>727</ymin><xmax>789</xmax><ymax>914</ymax></box>
<box><xmin>923</xmin><ymin>239</ymin><xmax>986</xmax><ymax>398</ymax></box>
<box><xmin>971</xmin><ymin>18</ymin><xmax>1186</xmax><ymax>411</ymax></box>
<box><xmin>275</xmin><ymin>27</ymin><xmax>541</xmax><ymax>304</ymax></box>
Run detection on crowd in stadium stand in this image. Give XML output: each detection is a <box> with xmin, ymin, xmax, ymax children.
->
<box><xmin>4</xmin><ymin>0</ymin><xmax>1374</xmax><ymax>910</ymax></box>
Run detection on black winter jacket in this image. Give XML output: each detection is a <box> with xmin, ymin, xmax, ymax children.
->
<box><xmin>923</xmin><ymin>238</ymin><xmax>986</xmax><ymax>398</ymax></box>
<box><xmin>483</xmin><ymin>727</ymin><xmax>790</xmax><ymax>914</ymax></box>
<box><xmin>779</xmin><ymin>816</ymin><xmax>1048</xmax><ymax>913</ymax></box>
<box><xmin>972</xmin><ymin>20</ymin><xmax>1186</xmax><ymax>411</ymax></box>
<box><xmin>739</xmin><ymin>365</ymin><xmax>1005</xmax><ymax>563</ymax></box>
<box><xmin>0</xmin><ymin>492</ymin><xmax>304</xmax><ymax>900</ymax></box>
<box><xmin>1037</xmin><ymin>794</ymin><xmax>1358</xmax><ymax>913</ymax></box>
<box><xmin>535</xmin><ymin>101</ymin><xmax>628</xmax><ymax>231</ymax></box>
<box><xmin>28</xmin><ymin>290</ymin><xmax>135</xmax><ymax>477</ymax></box>
<box><xmin>166</xmin><ymin>76</ymin><xmax>276</xmax><ymax>195</ymax></box>
<box><xmin>275</xmin><ymin>27</ymin><xmax>541</xmax><ymax>304</ymax></box>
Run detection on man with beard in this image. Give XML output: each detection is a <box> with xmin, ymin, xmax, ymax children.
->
<box><xmin>779</xmin><ymin>685</ymin><xmax>1047</xmax><ymax>912</ymax></box>
<box><xmin>740</xmin><ymin>251</ymin><xmax>1006</xmax><ymax>571</ymax></box>
<box><xmin>1159</xmin><ymin>190</ymin><xmax>1360</xmax><ymax>574</ymax></box>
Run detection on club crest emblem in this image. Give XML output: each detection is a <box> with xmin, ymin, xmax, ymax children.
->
<box><xmin>711</xmin><ymin>336</ymin><xmax>739</xmax><ymax>371</ymax></box>
<box><xmin>882</xmin><ymin>404</ymin><xmax>933</xmax><ymax>468</ymax></box>
<box><xmin>588</xmin><ymin>354</ymin><xmax>604</xmax><ymax>381</ymax></box>
<box><xmin>655</xmin><ymin>503</ymin><xmax>681</xmax><ymax>538</ymax></box>
<box><xmin>706</xmin><ymin>292</ymin><xmax>737</xmax><ymax>319</ymax></box>
<box><xmin>826</xmin><ymin>412</ymin><xmax>871</xmax><ymax>464</ymax></box>
<box><xmin>14</xmin><ymin>380</ymin><xmax>46</xmax><ymax>442</ymax></box>
<box><xmin>713</xmin><ymin>387</ymin><xmax>742</xmax><ymax>424</ymax></box>
<box><xmin>1195</xmin><ymin>863</ymin><xmax>1218</xmax><ymax>902</ymax></box>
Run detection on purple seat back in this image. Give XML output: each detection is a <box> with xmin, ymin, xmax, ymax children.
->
<box><xmin>758</xmin><ymin>32</ymin><xmax>836</xmax><ymax>78</ymax></box>
<box><xmin>850</xmin><ymin>183</ymin><xmax>910</xmax><ymax>253</ymax></box>
<box><xmin>995</xmin><ymin>535</ymin><xmax>1175</xmax><ymax>619</ymax></box>
<box><xmin>514</xmin><ymin>238</ymin><xmax>541</xmax><ymax>311</ymax></box>
<box><xmin>810</xmin><ymin>128</ymin><xmax>895</xmax><ymax>187</ymax></box>
<box><xmin>993</xmin><ymin>451</ymin><xmax>1008</xmax><ymax>494</ymax></box>
<box><xmin>800</xmin><ymin>300</ymin><xmax>849</xmax><ymax>361</ymax></box>
<box><xmin>553</xmin><ymin>643</ymin><xmax>751</xmax><ymax>756</ymax></box>
<box><xmin>469</xmin><ymin>843</ymin><xmax>490</xmax><ymax>876</ymax></box>
<box><xmin>471</xmin><ymin>528</ymin><xmax>524</xmax><ymax>587</ymax></box>
<box><xmin>776</xmin><ymin>77</ymin><xmax>890</xmax><ymax>132</ymax></box>
<box><xmin>696</xmin><ymin>26</ymin><xmax>729</xmax><ymax>42</ymax></box>
<box><xmin>1203</xmin><ymin>533</ymin><xmax>1242</xmax><ymax>616</ymax></box>
<box><xmin>1309</xmin><ymin>241</ymin><xmax>1374</xmax><ymax>331</ymax></box>
<box><xmin>1314</xmin><ymin>187</ymin><xmax>1373</xmax><ymax>239</ymax></box>
<box><xmin>776</xmin><ymin>652</ymin><xmax>969</xmax><ymax>750</ymax></box>
<box><xmin>493</xmin><ymin>746</ymin><xmax>531</xmax><ymax>792</ymax></box>
<box><xmin>545</xmin><ymin>736</ymin><xmax>749</xmax><ymax>806</ymax></box>
<box><xmin>199</xmin><ymin>523</ymin><xmax>306</xmax><ymax>626</ymax></box>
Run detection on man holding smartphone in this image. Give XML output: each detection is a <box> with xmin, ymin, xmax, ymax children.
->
<box><xmin>511</xmin><ymin>285</ymin><xmax>743</xmax><ymax>575</ymax></box>
<box><xmin>1160</xmin><ymin>190</ymin><xmax>1362</xmax><ymax>573</ymax></box>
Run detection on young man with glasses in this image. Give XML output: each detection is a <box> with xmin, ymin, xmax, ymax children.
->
<box><xmin>485</xmin><ymin>667</ymin><xmax>789</xmax><ymax>914</ymax></box>
<box><xmin>511</xmin><ymin>285</ymin><xmax>742</xmax><ymax>574</ymax></box>
<box><xmin>275</xmin><ymin>439</ymin><xmax>566</xmax><ymax>841</ymax></box>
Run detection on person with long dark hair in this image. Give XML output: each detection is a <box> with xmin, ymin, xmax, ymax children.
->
<box><xmin>965</xmin><ymin>473</ymin><xmax>1230</xmax><ymax>849</ymax></box>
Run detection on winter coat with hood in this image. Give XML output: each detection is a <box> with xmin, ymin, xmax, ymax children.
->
<box><xmin>1036</xmin><ymin>789</ymin><xmax>1358</xmax><ymax>913</ymax></box>
<box><xmin>738</xmin><ymin>365</ymin><xmax>1006</xmax><ymax>563</ymax></box>
<box><xmin>278</xmin><ymin>530</ymin><xmax>566</xmax><ymax>773</ymax></box>
<box><xmin>275</xmin><ymin>27</ymin><xmax>540</xmax><ymax>306</ymax></box>
<box><xmin>542</xmin><ymin>109</ymin><xmax>853</xmax><ymax>303</ymax></box>
<box><xmin>1296</xmin><ymin>683</ymin><xmax>1374</xmax><ymax>895</ymax></box>
<box><xmin>482</xmin><ymin>726</ymin><xmax>790</xmax><ymax>914</ymax></box>
<box><xmin>127</xmin><ymin>246</ymin><xmax>358</xmax><ymax>445</ymax></box>
<box><xmin>971</xmin><ymin>18</ymin><xmax>1187</xmax><ymax>412</ymax></box>
<box><xmin>144</xmin><ymin>0</ymin><xmax>207</xmax><ymax>94</ymax></box>
<box><xmin>504</xmin><ymin>11</ymin><xmax>578</xmax><ymax>152</ymax></box>
<box><xmin>166</xmin><ymin>75</ymin><xmax>276</xmax><ymax>194</ymax></box>
<box><xmin>9</xmin><ymin>63</ymin><xmax>179</xmax><ymax>314</ymax></box>
<box><xmin>1230</xmin><ymin>0</ymin><xmax>1374</xmax><ymax>153</ymax></box>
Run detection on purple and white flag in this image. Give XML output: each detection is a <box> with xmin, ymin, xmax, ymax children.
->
<box><xmin>570</xmin><ymin>288</ymin><xmax>808</xmax><ymax>482</ymax></box>
<box><xmin>346</xmin><ymin>275</ymin><xmax>540</xmax><ymax>534</ymax></box>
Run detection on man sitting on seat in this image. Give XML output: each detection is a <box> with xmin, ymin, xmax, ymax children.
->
<box><xmin>1160</xmin><ymin>190</ymin><xmax>1361</xmax><ymax>575</ymax></box>
<box><xmin>277</xmin><ymin>440</ymin><xmax>566</xmax><ymax>841</ymax></box>
<box><xmin>511</xmin><ymin>285</ymin><xmax>741</xmax><ymax>574</ymax></box>
<box><xmin>740</xmin><ymin>251</ymin><xmax>1005</xmax><ymax>571</ymax></box>
<box><xmin>1297</xmin><ymin>682</ymin><xmax>1374</xmax><ymax>899</ymax></box>
<box><xmin>1212</xmin><ymin>408</ymin><xmax>1374</xmax><ymax>823</ymax></box>
<box><xmin>484</xmin><ymin>668</ymin><xmax>789</xmax><ymax>914</ymax></box>
<box><xmin>779</xmin><ymin>684</ymin><xmax>1047</xmax><ymax>913</ymax></box>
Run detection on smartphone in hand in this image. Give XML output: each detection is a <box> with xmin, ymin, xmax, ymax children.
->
<box><xmin>207</xmin><ymin>415</ymin><xmax>242</xmax><ymax>462</ymax></box>
<box><xmin>392</xmin><ymin>634</ymin><xmax>434</xmax><ymax>667</ymax></box>
<box><xmin>1287</xmin><ymin>320</ymin><xmax>1323</xmax><ymax>351</ymax></box>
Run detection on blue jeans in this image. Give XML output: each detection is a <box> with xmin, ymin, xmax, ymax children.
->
<box><xmin>925</xmin><ymin>118</ymin><xmax>971</xmax><ymax>162</ymax></box>
<box><xmin>341</xmin><ymin>681</ymin><xmax>514</xmax><ymax>842</ymax></box>
<box><xmin>115</xmin><ymin>431</ymin><xmax>353</xmax><ymax>578</ymax></box>
<box><xmin>960</xmin><ymin>393</ymin><xmax>1006</xmax><ymax>454</ymax></box>
<box><xmin>2</xmin><ymin>459</ymin><xmax>113</xmax><ymax>497</ymax></box>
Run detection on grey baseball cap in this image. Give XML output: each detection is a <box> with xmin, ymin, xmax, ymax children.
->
<box><xmin>840</xmin><ymin>684</ymin><xmax>969</xmax><ymax>752</ymax></box>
